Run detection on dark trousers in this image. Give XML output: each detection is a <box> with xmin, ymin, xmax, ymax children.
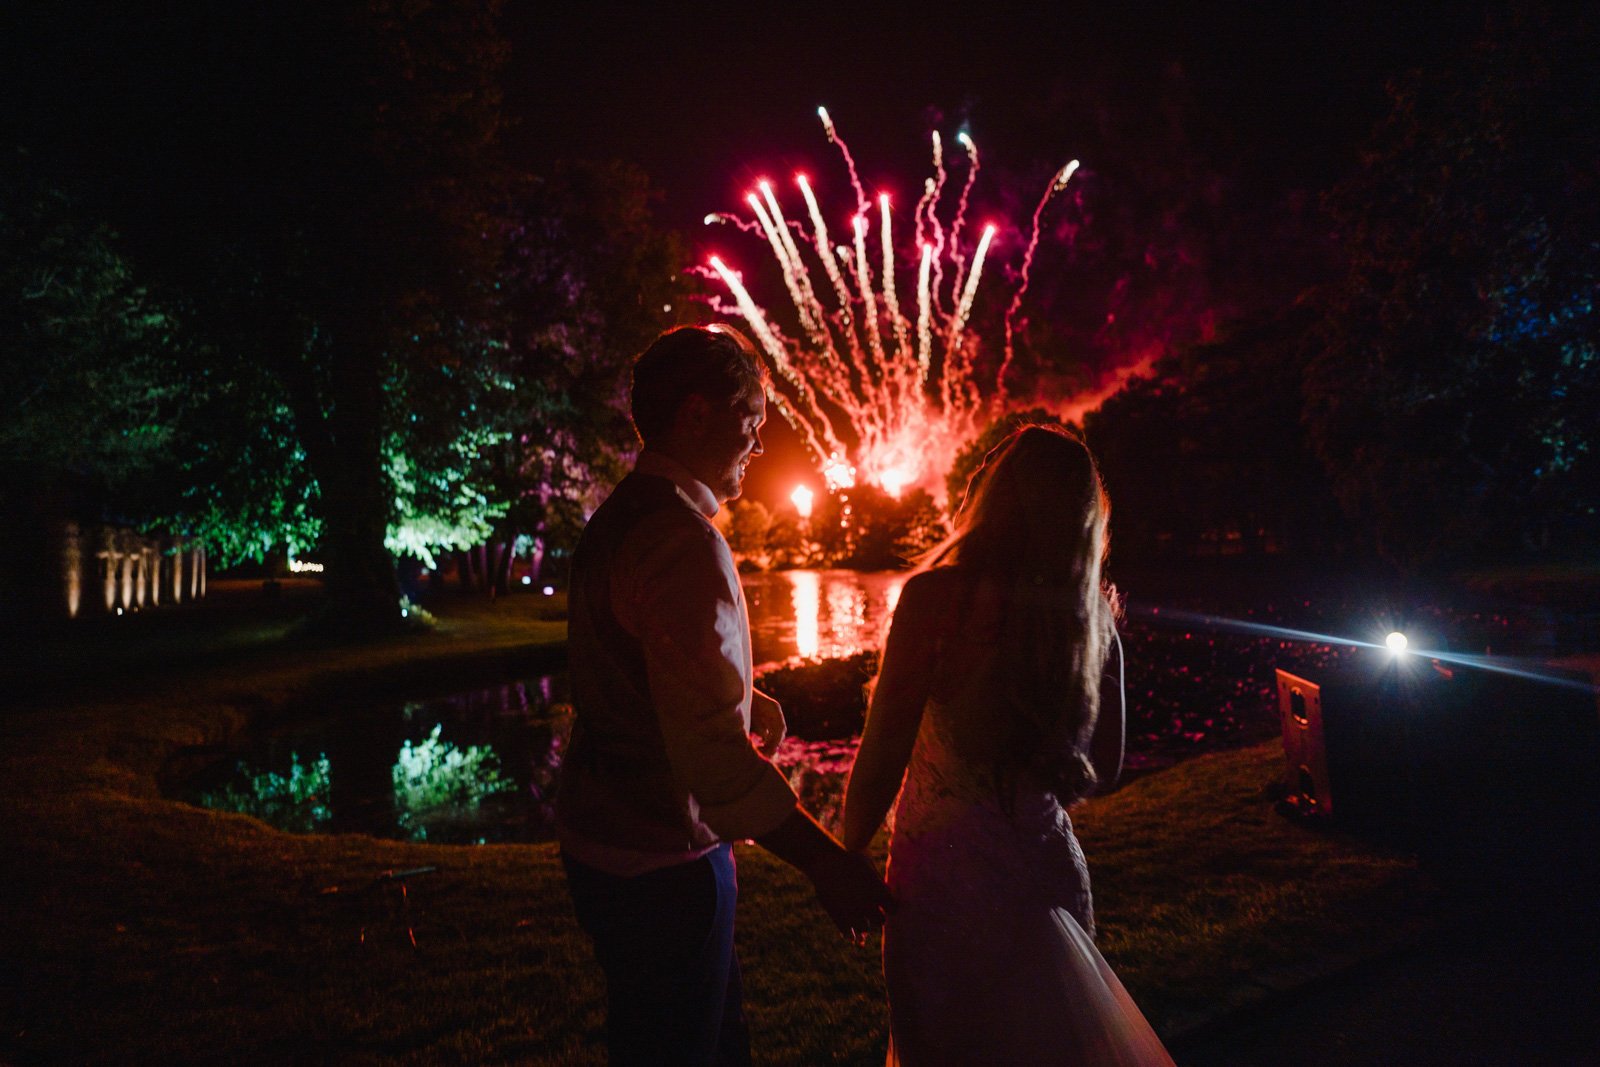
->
<box><xmin>562</xmin><ymin>844</ymin><xmax>751</xmax><ymax>1066</ymax></box>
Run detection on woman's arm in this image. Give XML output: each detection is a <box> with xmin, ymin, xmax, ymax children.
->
<box><xmin>842</xmin><ymin>573</ymin><xmax>944</xmax><ymax>852</ymax></box>
<box><xmin>1088</xmin><ymin>627</ymin><xmax>1126</xmax><ymax>793</ymax></box>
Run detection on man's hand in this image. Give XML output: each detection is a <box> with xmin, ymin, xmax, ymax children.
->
<box><xmin>806</xmin><ymin>849</ymin><xmax>893</xmax><ymax>945</ymax></box>
<box><xmin>754</xmin><ymin>807</ymin><xmax>892</xmax><ymax>945</ymax></box>
<box><xmin>750</xmin><ymin>688</ymin><xmax>786</xmax><ymax>756</ymax></box>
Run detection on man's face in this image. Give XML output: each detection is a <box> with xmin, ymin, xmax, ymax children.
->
<box><xmin>694</xmin><ymin>390</ymin><xmax>767</xmax><ymax>503</ymax></box>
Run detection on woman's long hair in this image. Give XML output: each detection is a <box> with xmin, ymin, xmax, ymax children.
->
<box><xmin>920</xmin><ymin>424</ymin><xmax>1117</xmax><ymax>805</ymax></box>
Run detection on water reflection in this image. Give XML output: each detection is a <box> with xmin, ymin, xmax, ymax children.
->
<box><xmin>198</xmin><ymin>752</ymin><xmax>332</xmax><ymax>834</ymax></box>
<box><xmin>745</xmin><ymin>569</ymin><xmax>906</xmax><ymax>665</ymax></box>
<box><xmin>790</xmin><ymin>571</ymin><xmax>821</xmax><ymax>659</ymax></box>
<box><xmin>391</xmin><ymin>724</ymin><xmax>515</xmax><ymax>841</ymax></box>
<box><xmin>194</xmin><ymin>570</ymin><xmax>916</xmax><ymax>843</ymax></box>
<box><xmin>190</xmin><ymin>678</ymin><xmax>572</xmax><ymax>844</ymax></box>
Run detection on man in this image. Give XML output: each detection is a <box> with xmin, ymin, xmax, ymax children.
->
<box><xmin>557</xmin><ymin>324</ymin><xmax>891</xmax><ymax>1065</ymax></box>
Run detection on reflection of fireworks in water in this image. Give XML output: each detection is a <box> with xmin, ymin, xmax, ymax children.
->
<box><xmin>704</xmin><ymin>109</ymin><xmax>1079</xmax><ymax>501</ymax></box>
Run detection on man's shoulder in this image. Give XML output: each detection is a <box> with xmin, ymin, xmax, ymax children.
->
<box><xmin>627</xmin><ymin>499</ymin><xmax>721</xmax><ymax>555</ymax></box>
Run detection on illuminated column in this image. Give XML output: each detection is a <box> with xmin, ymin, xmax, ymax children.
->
<box><xmin>169</xmin><ymin>539</ymin><xmax>185</xmax><ymax>604</ymax></box>
<box><xmin>133</xmin><ymin>540</ymin><xmax>148</xmax><ymax>609</ymax></box>
<box><xmin>117</xmin><ymin>531</ymin><xmax>135</xmax><ymax>611</ymax></box>
<box><xmin>62</xmin><ymin>521</ymin><xmax>82</xmax><ymax>619</ymax></box>
<box><xmin>191</xmin><ymin>543</ymin><xmax>205</xmax><ymax>599</ymax></box>
<box><xmin>99</xmin><ymin>526</ymin><xmax>117</xmax><ymax>613</ymax></box>
<box><xmin>145</xmin><ymin>544</ymin><xmax>160</xmax><ymax>607</ymax></box>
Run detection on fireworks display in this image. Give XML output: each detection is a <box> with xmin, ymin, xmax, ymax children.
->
<box><xmin>704</xmin><ymin>108</ymin><xmax>1079</xmax><ymax>501</ymax></box>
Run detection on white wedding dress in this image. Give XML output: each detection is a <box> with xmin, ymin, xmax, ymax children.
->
<box><xmin>883</xmin><ymin>679</ymin><xmax>1174</xmax><ymax>1066</ymax></box>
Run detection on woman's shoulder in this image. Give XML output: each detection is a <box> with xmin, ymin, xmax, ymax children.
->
<box><xmin>897</xmin><ymin>566</ymin><xmax>968</xmax><ymax>609</ymax></box>
<box><xmin>893</xmin><ymin>567</ymin><xmax>1004</xmax><ymax>643</ymax></box>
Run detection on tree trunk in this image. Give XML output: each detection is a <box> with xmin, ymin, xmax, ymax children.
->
<box><xmin>492</xmin><ymin>537</ymin><xmax>515</xmax><ymax>597</ymax></box>
<box><xmin>280</xmin><ymin>320</ymin><xmax>404</xmax><ymax>636</ymax></box>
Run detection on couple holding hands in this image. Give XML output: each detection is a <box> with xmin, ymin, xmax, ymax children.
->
<box><xmin>557</xmin><ymin>324</ymin><xmax>1173</xmax><ymax>1066</ymax></box>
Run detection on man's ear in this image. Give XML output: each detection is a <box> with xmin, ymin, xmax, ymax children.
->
<box><xmin>678</xmin><ymin>393</ymin><xmax>712</xmax><ymax>436</ymax></box>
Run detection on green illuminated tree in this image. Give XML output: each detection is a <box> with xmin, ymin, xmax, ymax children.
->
<box><xmin>8</xmin><ymin>1</ymin><xmax>511</xmax><ymax>632</ymax></box>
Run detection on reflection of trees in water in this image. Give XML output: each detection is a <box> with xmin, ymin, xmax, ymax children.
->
<box><xmin>199</xmin><ymin>753</ymin><xmax>332</xmax><ymax>833</ymax></box>
<box><xmin>391</xmin><ymin>725</ymin><xmax>515</xmax><ymax>842</ymax></box>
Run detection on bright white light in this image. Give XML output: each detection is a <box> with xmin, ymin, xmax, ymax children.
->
<box><xmin>542</xmin><ymin>585</ymin><xmax>555</xmax><ymax>596</ymax></box>
<box><xmin>791</xmin><ymin>484</ymin><xmax>815</xmax><ymax>518</ymax></box>
<box><xmin>1386</xmin><ymin>631</ymin><xmax>1409</xmax><ymax>655</ymax></box>
<box><xmin>878</xmin><ymin>467</ymin><xmax>910</xmax><ymax>499</ymax></box>
<box><xmin>521</xmin><ymin>575</ymin><xmax>532</xmax><ymax>586</ymax></box>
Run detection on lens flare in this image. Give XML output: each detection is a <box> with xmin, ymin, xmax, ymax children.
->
<box><xmin>701</xmin><ymin>111</ymin><xmax>1079</xmax><ymax>502</ymax></box>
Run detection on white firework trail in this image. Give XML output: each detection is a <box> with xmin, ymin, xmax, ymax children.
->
<box><xmin>701</xmin><ymin>111</ymin><xmax>1078</xmax><ymax>503</ymax></box>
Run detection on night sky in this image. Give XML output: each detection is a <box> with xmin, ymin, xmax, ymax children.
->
<box><xmin>504</xmin><ymin>0</ymin><xmax>1488</xmax><ymax>227</ymax></box>
<box><xmin>501</xmin><ymin>1</ymin><xmax>1500</xmax><ymax>508</ymax></box>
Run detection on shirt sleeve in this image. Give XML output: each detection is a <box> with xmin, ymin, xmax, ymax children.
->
<box><xmin>618</xmin><ymin>512</ymin><xmax>798</xmax><ymax>840</ymax></box>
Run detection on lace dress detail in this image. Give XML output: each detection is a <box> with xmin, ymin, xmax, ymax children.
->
<box><xmin>887</xmin><ymin>693</ymin><xmax>1095</xmax><ymax>936</ymax></box>
<box><xmin>882</xmin><ymin>664</ymin><xmax>1173</xmax><ymax>1066</ymax></box>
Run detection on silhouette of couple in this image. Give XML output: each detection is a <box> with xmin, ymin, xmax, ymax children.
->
<box><xmin>557</xmin><ymin>325</ymin><xmax>1173</xmax><ymax>1066</ymax></box>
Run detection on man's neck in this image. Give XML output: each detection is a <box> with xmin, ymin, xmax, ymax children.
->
<box><xmin>635</xmin><ymin>449</ymin><xmax>721</xmax><ymax>518</ymax></box>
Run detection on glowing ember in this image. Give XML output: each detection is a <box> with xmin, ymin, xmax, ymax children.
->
<box><xmin>790</xmin><ymin>484</ymin><xmax>815</xmax><ymax>518</ymax></box>
<box><xmin>821</xmin><ymin>453</ymin><xmax>856</xmax><ymax>491</ymax></box>
<box><xmin>704</xmin><ymin>111</ymin><xmax>1079</xmax><ymax>501</ymax></box>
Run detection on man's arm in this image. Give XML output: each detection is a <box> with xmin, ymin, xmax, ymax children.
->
<box><xmin>626</xmin><ymin>517</ymin><xmax>797</xmax><ymax>839</ymax></box>
<box><xmin>627</xmin><ymin>517</ymin><xmax>889</xmax><ymax>934</ymax></box>
<box><xmin>756</xmin><ymin>807</ymin><xmax>893</xmax><ymax>939</ymax></box>
<box><xmin>750</xmin><ymin>687</ymin><xmax>786</xmax><ymax>756</ymax></box>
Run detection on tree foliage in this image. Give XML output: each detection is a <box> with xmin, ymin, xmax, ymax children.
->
<box><xmin>0</xmin><ymin>158</ymin><xmax>179</xmax><ymax>507</ymax></box>
<box><xmin>8</xmin><ymin>1</ymin><xmax>512</xmax><ymax>630</ymax></box>
<box><xmin>1304</xmin><ymin>9</ymin><xmax>1600</xmax><ymax>566</ymax></box>
<box><xmin>1086</xmin><ymin>307</ymin><xmax>1341</xmax><ymax>562</ymax></box>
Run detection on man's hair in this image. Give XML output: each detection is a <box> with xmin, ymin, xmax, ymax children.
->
<box><xmin>630</xmin><ymin>324</ymin><xmax>768</xmax><ymax>446</ymax></box>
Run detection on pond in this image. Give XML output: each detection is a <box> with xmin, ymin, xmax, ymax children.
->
<box><xmin>182</xmin><ymin>569</ymin><xmax>1368</xmax><ymax>844</ymax></box>
<box><xmin>184</xmin><ymin>570</ymin><xmax>904</xmax><ymax>844</ymax></box>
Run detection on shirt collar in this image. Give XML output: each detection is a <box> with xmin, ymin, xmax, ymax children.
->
<box><xmin>635</xmin><ymin>450</ymin><xmax>720</xmax><ymax>519</ymax></box>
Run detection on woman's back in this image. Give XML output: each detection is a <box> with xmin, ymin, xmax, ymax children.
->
<box><xmin>885</xmin><ymin>568</ymin><xmax>1094</xmax><ymax>929</ymax></box>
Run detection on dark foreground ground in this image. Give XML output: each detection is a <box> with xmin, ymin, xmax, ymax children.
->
<box><xmin>1176</xmin><ymin>899</ymin><xmax>1600</xmax><ymax>1066</ymax></box>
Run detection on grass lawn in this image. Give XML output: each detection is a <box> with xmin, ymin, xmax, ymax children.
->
<box><xmin>1</xmin><ymin>585</ymin><xmax>1444</xmax><ymax>1064</ymax></box>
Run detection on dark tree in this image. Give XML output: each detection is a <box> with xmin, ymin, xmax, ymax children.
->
<box><xmin>1304</xmin><ymin>8</ymin><xmax>1600</xmax><ymax>567</ymax></box>
<box><xmin>0</xmin><ymin>158</ymin><xmax>186</xmax><ymax>619</ymax></box>
<box><xmin>468</xmin><ymin>162</ymin><xmax>685</xmax><ymax>595</ymax></box>
<box><xmin>1086</xmin><ymin>307</ymin><xmax>1341</xmax><ymax>563</ymax></box>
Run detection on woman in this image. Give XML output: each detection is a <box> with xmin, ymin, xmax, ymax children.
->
<box><xmin>843</xmin><ymin>425</ymin><xmax>1173</xmax><ymax>1066</ymax></box>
